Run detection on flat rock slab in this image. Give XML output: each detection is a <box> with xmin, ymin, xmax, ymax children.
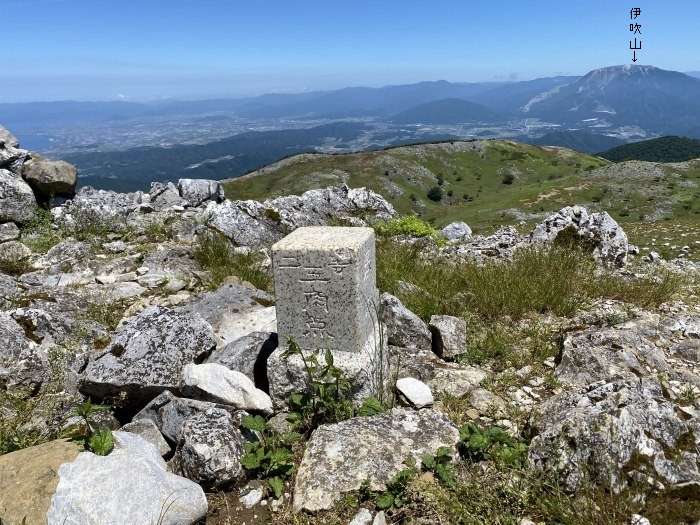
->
<box><xmin>180</xmin><ymin>363</ymin><xmax>273</xmax><ymax>414</ymax></box>
<box><xmin>176</xmin><ymin>283</ymin><xmax>276</xmax><ymax>347</ymax></box>
<box><xmin>0</xmin><ymin>439</ymin><xmax>80</xmax><ymax>525</ymax></box>
<box><xmin>47</xmin><ymin>432</ymin><xmax>207</xmax><ymax>525</ymax></box>
<box><xmin>396</xmin><ymin>377</ymin><xmax>434</xmax><ymax>408</ymax></box>
<box><xmin>292</xmin><ymin>408</ymin><xmax>459</xmax><ymax>512</ymax></box>
<box><xmin>81</xmin><ymin>305</ymin><xmax>216</xmax><ymax>402</ymax></box>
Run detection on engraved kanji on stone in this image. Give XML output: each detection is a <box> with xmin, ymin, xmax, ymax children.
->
<box><xmin>300</xmin><ymin>266</ymin><xmax>330</xmax><ymax>283</ymax></box>
<box><xmin>272</xmin><ymin>226</ymin><xmax>378</xmax><ymax>354</ymax></box>
<box><xmin>303</xmin><ymin>290</ymin><xmax>329</xmax><ymax>313</ymax></box>
<box><xmin>329</xmin><ymin>249</ymin><xmax>353</xmax><ymax>274</ymax></box>
<box><xmin>303</xmin><ymin>315</ymin><xmax>334</xmax><ymax>339</ymax></box>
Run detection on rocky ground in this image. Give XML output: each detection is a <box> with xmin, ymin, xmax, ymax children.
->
<box><xmin>2</xmin><ymin>125</ymin><xmax>700</xmax><ymax>524</ymax></box>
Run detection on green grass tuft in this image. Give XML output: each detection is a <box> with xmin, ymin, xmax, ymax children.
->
<box><xmin>192</xmin><ymin>230</ymin><xmax>273</xmax><ymax>292</ymax></box>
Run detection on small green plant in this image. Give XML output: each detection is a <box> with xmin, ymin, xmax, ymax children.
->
<box><xmin>71</xmin><ymin>399</ymin><xmax>114</xmax><ymax>456</ymax></box>
<box><xmin>19</xmin><ymin>206</ymin><xmax>64</xmax><ymax>254</ymax></box>
<box><xmin>421</xmin><ymin>446</ymin><xmax>456</xmax><ymax>486</ymax></box>
<box><xmin>282</xmin><ymin>339</ymin><xmax>354</xmax><ymax>433</ymax></box>
<box><xmin>679</xmin><ymin>384</ymin><xmax>700</xmax><ymax>405</ymax></box>
<box><xmin>376</xmin><ymin>465</ymin><xmax>415</xmax><ymax>510</ymax></box>
<box><xmin>240</xmin><ymin>414</ymin><xmax>300</xmax><ymax>498</ymax></box>
<box><xmin>458</xmin><ymin>423</ymin><xmax>527</xmax><ymax>467</ymax></box>
<box><xmin>356</xmin><ymin>396</ymin><xmax>385</xmax><ymax>417</ymax></box>
<box><xmin>0</xmin><ymin>388</ymin><xmax>48</xmax><ymax>454</ymax></box>
<box><xmin>0</xmin><ymin>255</ymin><xmax>31</xmax><ymax>276</ymax></box>
<box><xmin>82</xmin><ymin>294</ymin><xmax>127</xmax><ymax>331</ymax></box>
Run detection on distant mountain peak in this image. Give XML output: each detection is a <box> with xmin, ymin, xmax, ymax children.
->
<box><xmin>580</xmin><ymin>64</ymin><xmax>697</xmax><ymax>86</ymax></box>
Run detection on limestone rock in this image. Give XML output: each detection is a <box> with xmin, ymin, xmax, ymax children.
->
<box><xmin>177</xmin><ymin>178</ymin><xmax>225</xmax><ymax>207</ymax></box>
<box><xmin>264</xmin><ymin>185</ymin><xmax>396</xmax><ymax>232</ymax></box>
<box><xmin>121</xmin><ymin>418</ymin><xmax>171</xmax><ymax>457</ymax></box>
<box><xmin>381</xmin><ymin>292</ymin><xmax>431</xmax><ymax>349</ymax></box>
<box><xmin>0</xmin><ymin>221</ymin><xmax>20</xmax><ymax>242</ymax></box>
<box><xmin>267</xmin><ymin>339</ymin><xmax>388</xmax><ymax>410</ymax></box>
<box><xmin>149</xmin><ymin>181</ymin><xmax>188</xmax><ymax>210</ymax></box>
<box><xmin>0</xmin><ymin>125</ymin><xmax>20</xmax><ymax>148</ymax></box>
<box><xmin>176</xmin><ymin>283</ymin><xmax>276</xmax><ymax>347</ymax></box>
<box><xmin>206</xmin><ymin>331</ymin><xmax>278</xmax><ymax>387</ymax></box>
<box><xmin>292</xmin><ymin>408</ymin><xmax>459</xmax><ymax>512</ymax></box>
<box><xmin>32</xmin><ymin>239</ymin><xmax>92</xmax><ymax>274</ymax></box>
<box><xmin>396</xmin><ymin>377</ymin><xmax>434</xmax><ymax>408</ymax></box>
<box><xmin>180</xmin><ymin>363</ymin><xmax>273</xmax><ymax>414</ymax></box>
<box><xmin>0</xmin><ymin>439</ymin><xmax>80</xmax><ymax>525</ymax></box>
<box><xmin>529</xmin><ymin>205</ymin><xmax>588</xmax><ymax>245</ymax></box>
<box><xmin>205</xmin><ymin>199</ymin><xmax>285</xmax><ymax>246</ymax></box>
<box><xmin>529</xmin><ymin>205</ymin><xmax>628</xmax><ymax>267</ymax></box>
<box><xmin>205</xmin><ymin>185</ymin><xmax>397</xmax><ymax>247</ymax></box>
<box><xmin>172</xmin><ymin>407</ymin><xmax>247</xmax><ymax>488</ymax></box>
<box><xmin>52</xmin><ymin>187</ymin><xmax>139</xmax><ymax>233</ymax></box>
<box><xmin>22</xmin><ymin>156</ymin><xmax>78</xmax><ymax>199</ymax></box>
<box><xmin>10</xmin><ymin>307</ymin><xmax>108</xmax><ymax>347</ymax></box>
<box><xmin>134</xmin><ymin>390</ymin><xmax>236</xmax><ymax>443</ymax></box>
<box><xmin>349</xmin><ymin>508</ymin><xmax>373</xmax><ymax>525</ymax></box>
<box><xmin>393</xmin><ymin>345</ymin><xmax>486</xmax><ymax>398</ymax></box>
<box><xmin>0</xmin><ymin>129</ymin><xmax>28</xmax><ymax>175</ymax></box>
<box><xmin>529</xmin><ymin>378</ymin><xmax>700</xmax><ymax>495</ymax></box>
<box><xmin>0</xmin><ymin>240</ymin><xmax>31</xmax><ymax>265</ymax></box>
<box><xmin>583</xmin><ymin>211</ymin><xmax>629</xmax><ymax>268</ymax></box>
<box><xmin>0</xmin><ymin>273</ymin><xmax>19</xmax><ymax>309</ymax></box>
<box><xmin>440</xmin><ymin>221</ymin><xmax>472</xmax><ymax>242</ymax></box>
<box><xmin>451</xmin><ymin>225</ymin><xmax>524</xmax><ymax>262</ymax></box>
<box><xmin>555</xmin><ymin>312</ymin><xmax>679</xmax><ymax>388</ymax></box>
<box><xmin>80</xmin><ymin>306</ymin><xmax>216</xmax><ymax>403</ymax></box>
<box><xmin>0</xmin><ymin>168</ymin><xmax>37</xmax><ymax>224</ymax></box>
<box><xmin>469</xmin><ymin>388</ymin><xmax>508</xmax><ymax>417</ymax></box>
<box><xmin>0</xmin><ymin>312</ymin><xmax>47</xmax><ymax>392</ymax></box>
<box><xmin>46</xmin><ymin>431</ymin><xmax>207</xmax><ymax>525</ymax></box>
<box><xmin>429</xmin><ymin>315</ymin><xmax>467</xmax><ymax>360</ymax></box>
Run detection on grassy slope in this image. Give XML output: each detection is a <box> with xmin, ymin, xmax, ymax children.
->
<box><xmin>221</xmin><ymin>139</ymin><xmax>700</xmax><ymax>261</ymax></box>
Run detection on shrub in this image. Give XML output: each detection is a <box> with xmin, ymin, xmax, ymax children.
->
<box><xmin>374</xmin><ymin>215</ymin><xmax>440</xmax><ymax>241</ymax></box>
<box><xmin>502</xmin><ymin>173</ymin><xmax>515</xmax><ymax>185</ymax></box>
<box><xmin>427</xmin><ymin>187</ymin><xmax>443</xmax><ymax>202</ymax></box>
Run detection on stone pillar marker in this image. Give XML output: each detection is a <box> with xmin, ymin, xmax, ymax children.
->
<box><xmin>272</xmin><ymin>226</ymin><xmax>378</xmax><ymax>354</ymax></box>
<box><xmin>268</xmin><ymin>226</ymin><xmax>386</xmax><ymax>407</ymax></box>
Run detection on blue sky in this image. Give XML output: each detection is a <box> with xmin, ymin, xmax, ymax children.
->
<box><xmin>1</xmin><ymin>0</ymin><xmax>695</xmax><ymax>102</ymax></box>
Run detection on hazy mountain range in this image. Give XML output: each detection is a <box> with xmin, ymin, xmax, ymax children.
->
<box><xmin>3</xmin><ymin>64</ymin><xmax>700</xmax><ymax>191</ymax></box>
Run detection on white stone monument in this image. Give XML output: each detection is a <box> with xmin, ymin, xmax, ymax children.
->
<box><xmin>268</xmin><ymin>226</ymin><xmax>387</xmax><ymax>406</ymax></box>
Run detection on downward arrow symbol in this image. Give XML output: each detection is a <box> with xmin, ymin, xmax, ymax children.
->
<box><xmin>632</xmin><ymin>51</ymin><xmax>638</xmax><ymax>62</ymax></box>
